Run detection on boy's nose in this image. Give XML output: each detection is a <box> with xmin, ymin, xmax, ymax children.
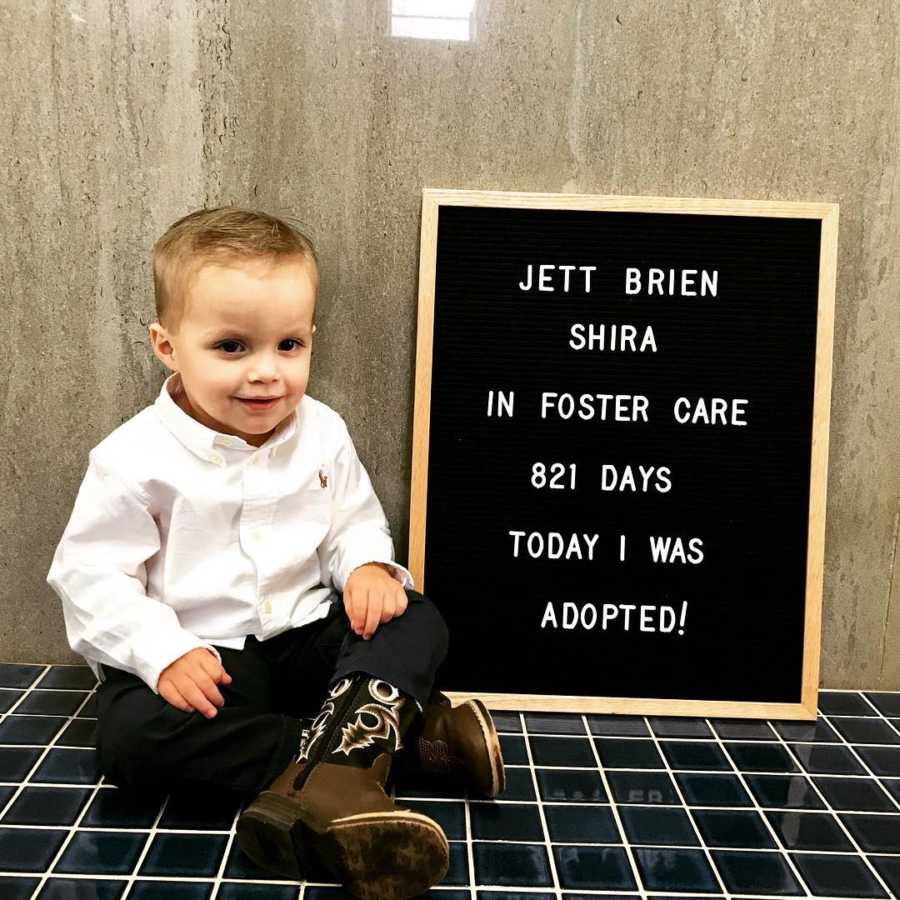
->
<box><xmin>247</xmin><ymin>362</ymin><xmax>280</xmax><ymax>381</ymax></box>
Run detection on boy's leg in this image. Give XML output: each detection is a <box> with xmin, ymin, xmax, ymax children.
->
<box><xmin>260</xmin><ymin>588</ymin><xmax>449</xmax><ymax>715</ymax></box>
<box><xmin>237</xmin><ymin>589</ymin><xmax>451</xmax><ymax>896</ymax></box>
<box><xmin>95</xmin><ymin>637</ymin><xmax>302</xmax><ymax>798</ymax></box>
<box><xmin>272</xmin><ymin>588</ymin><xmax>504</xmax><ymax>798</ymax></box>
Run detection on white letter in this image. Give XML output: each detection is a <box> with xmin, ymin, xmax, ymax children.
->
<box><xmin>633</xmin><ymin>395</ymin><xmax>650</xmax><ymax>422</ymax></box>
<box><xmin>541</xmin><ymin>393</ymin><xmax>557</xmax><ymax>419</ymax></box>
<box><xmin>518</xmin><ymin>264</ymin><xmax>533</xmax><ymax>291</ymax></box>
<box><xmin>701</xmin><ymin>270</ymin><xmax>718</xmax><ymax>297</ymax></box>
<box><xmin>569</xmin><ymin>323</ymin><xmax>585</xmax><ymax>350</ymax></box>
<box><xmin>625</xmin><ymin>268</ymin><xmax>641</xmax><ymax>295</ymax></box>
<box><xmin>681</xmin><ymin>269</ymin><xmax>697</xmax><ymax>296</ymax></box>
<box><xmin>579</xmin><ymin>265</ymin><xmax>596</xmax><ymax>292</ymax></box>
<box><xmin>577</xmin><ymin>393</ymin><xmax>595</xmax><ymax>420</ymax></box>
<box><xmin>566</xmin><ymin>532</ymin><xmax>583</xmax><ymax>560</ymax></box>
<box><xmin>649</xmin><ymin>535</ymin><xmax>671</xmax><ymax>562</ymax></box>
<box><xmin>538</xmin><ymin>265</ymin><xmax>554</xmax><ymax>291</ymax></box>
<box><xmin>548</xmin><ymin>532</ymin><xmax>563</xmax><ymax>560</ymax></box>
<box><xmin>601</xmin><ymin>464</ymin><xmax>618</xmax><ymax>490</ymax></box>
<box><xmin>659</xmin><ymin>605</ymin><xmax>675</xmax><ymax>633</ymax></box>
<box><xmin>541</xmin><ymin>602</ymin><xmax>558</xmax><ymax>629</ymax></box>
<box><xmin>657</xmin><ymin>467</ymin><xmax>672</xmax><ymax>492</ymax></box>
<box><xmin>497</xmin><ymin>391</ymin><xmax>515</xmax><ymax>417</ymax></box>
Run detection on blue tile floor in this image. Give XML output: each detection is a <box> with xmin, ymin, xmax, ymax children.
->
<box><xmin>1</xmin><ymin>665</ymin><xmax>900</xmax><ymax>899</ymax></box>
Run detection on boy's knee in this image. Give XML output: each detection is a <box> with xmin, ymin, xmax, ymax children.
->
<box><xmin>405</xmin><ymin>589</ymin><xmax>449</xmax><ymax>657</ymax></box>
<box><xmin>96</xmin><ymin>688</ymin><xmax>180</xmax><ymax>789</ymax></box>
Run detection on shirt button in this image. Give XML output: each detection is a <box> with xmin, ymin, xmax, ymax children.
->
<box><xmin>253</xmin><ymin>529</ymin><xmax>262</xmax><ymax>542</ymax></box>
<box><xmin>260</xmin><ymin>595</ymin><xmax>272</xmax><ymax>614</ymax></box>
<box><xmin>209</xmin><ymin>452</ymin><xmax>224</xmax><ymax>466</ymax></box>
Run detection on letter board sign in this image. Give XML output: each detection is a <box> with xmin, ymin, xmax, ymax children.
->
<box><xmin>409</xmin><ymin>189</ymin><xmax>838</xmax><ymax>720</ymax></box>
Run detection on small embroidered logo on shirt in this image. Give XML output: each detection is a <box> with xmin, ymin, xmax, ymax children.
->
<box><xmin>319</xmin><ymin>468</ymin><xmax>328</xmax><ymax>489</ymax></box>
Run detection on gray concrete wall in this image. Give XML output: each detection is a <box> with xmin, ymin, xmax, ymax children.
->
<box><xmin>2</xmin><ymin>1</ymin><xmax>898</xmax><ymax>688</ymax></box>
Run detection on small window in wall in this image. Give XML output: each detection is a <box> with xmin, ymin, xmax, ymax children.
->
<box><xmin>391</xmin><ymin>0</ymin><xmax>476</xmax><ymax>42</ymax></box>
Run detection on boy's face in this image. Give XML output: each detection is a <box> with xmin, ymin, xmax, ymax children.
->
<box><xmin>149</xmin><ymin>256</ymin><xmax>317</xmax><ymax>448</ymax></box>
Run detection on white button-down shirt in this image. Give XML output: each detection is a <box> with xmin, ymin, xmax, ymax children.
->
<box><xmin>46</xmin><ymin>372</ymin><xmax>413</xmax><ymax>695</ymax></box>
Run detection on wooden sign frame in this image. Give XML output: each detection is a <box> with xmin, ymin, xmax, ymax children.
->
<box><xmin>408</xmin><ymin>188</ymin><xmax>838</xmax><ymax>720</ymax></box>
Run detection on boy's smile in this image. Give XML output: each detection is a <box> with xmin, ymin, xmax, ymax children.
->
<box><xmin>149</xmin><ymin>257</ymin><xmax>317</xmax><ymax>447</ymax></box>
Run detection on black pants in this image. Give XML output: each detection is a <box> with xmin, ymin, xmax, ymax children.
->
<box><xmin>95</xmin><ymin>589</ymin><xmax>448</xmax><ymax>798</ymax></box>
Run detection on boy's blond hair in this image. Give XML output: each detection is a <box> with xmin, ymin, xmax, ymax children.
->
<box><xmin>153</xmin><ymin>207</ymin><xmax>319</xmax><ymax>335</ymax></box>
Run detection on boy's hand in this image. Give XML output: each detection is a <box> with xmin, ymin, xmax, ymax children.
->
<box><xmin>344</xmin><ymin>563</ymin><xmax>408</xmax><ymax>640</ymax></box>
<box><xmin>157</xmin><ymin>648</ymin><xmax>232</xmax><ymax>718</ymax></box>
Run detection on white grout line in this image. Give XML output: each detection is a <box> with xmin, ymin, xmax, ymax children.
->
<box><xmin>704</xmin><ymin>718</ymin><xmax>813</xmax><ymax>897</ymax></box>
<box><xmin>463</xmin><ymin>755</ymin><xmax>476</xmax><ymax>900</ymax></box>
<box><xmin>856</xmin><ymin>691</ymin><xmax>900</xmax><ymax>815</ymax></box>
<box><xmin>0</xmin><ymin>672</ymin><xmax>96</xmax><ymax>824</ymax></box>
<box><xmin>582</xmin><ymin>715</ymin><xmax>647</xmax><ymax>897</ymax></box>
<box><xmin>4</xmin><ymin>672</ymin><xmax>274</xmax><ymax>898</ymax></box>
<box><xmin>114</xmin><ymin>785</ymin><xmax>170</xmax><ymax>899</ymax></box>
<box><xmin>857</xmin><ymin>695</ymin><xmax>900</xmax><ymax>730</ymax></box>
<box><xmin>5</xmin><ymin>674</ymin><xmax>900</xmax><ymax>897</ymax></box>
<box><xmin>207</xmin><ymin>803</ymin><xmax>247</xmax><ymax>900</ymax></box>
<box><xmin>772</xmin><ymin>694</ymin><xmax>895</xmax><ymax>898</ymax></box>
<box><xmin>639</xmin><ymin>716</ymin><xmax>731</xmax><ymax>896</ymax></box>
<box><xmin>520</xmin><ymin>713</ymin><xmax>563</xmax><ymax>898</ymax></box>
<box><xmin>388</xmin><ymin>749</ymin><xmax>475</xmax><ymax>895</ymax></box>
<box><xmin>23</xmin><ymin>672</ymin><xmax>113</xmax><ymax>900</ymax></box>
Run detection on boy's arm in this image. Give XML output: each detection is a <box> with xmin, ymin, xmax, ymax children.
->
<box><xmin>46</xmin><ymin>451</ymin><xmax>223</xmax><ymax>695</ymax></box>
<box><xmin>318</xmin><ymin>417</ymin><xmax>414</xmax><ymax>593</ymax></box>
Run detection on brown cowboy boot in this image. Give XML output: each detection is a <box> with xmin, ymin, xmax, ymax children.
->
<box><xmin>236</xmin><ymin>675</ymin><xmax>448</xmax><ymax>900</ymax></box>
<box><xmin>391</xmin><ymin>689</ymin><xmax>506</xmax><ymax>798</ymax></box>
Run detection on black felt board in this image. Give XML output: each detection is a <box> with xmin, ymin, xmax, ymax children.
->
<box><xmin>422</xmin><ymin>203</ymin><xmax>823</xmax><ymax>705</ymax></box>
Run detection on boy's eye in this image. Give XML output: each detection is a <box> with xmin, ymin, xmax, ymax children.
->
<box><xmin>215</xmin><ymin>339</ymin><xmax>303</xmax><ymax>354</ymax></box>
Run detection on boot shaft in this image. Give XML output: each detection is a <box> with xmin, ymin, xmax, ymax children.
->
<box><xmin>294</xmin><ymin>675</ymin><xmax>421</xmax><ymax>791</ymax></box>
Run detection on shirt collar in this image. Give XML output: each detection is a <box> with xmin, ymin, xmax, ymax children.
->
<box><xmin>154</xmin><ymin>372</ymin><xmax>298</xmax><ymax>462</ymax></box>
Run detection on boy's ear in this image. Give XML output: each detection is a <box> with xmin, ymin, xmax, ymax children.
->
<box><xmin>148</xmin><ymin>322</ymin><xmax>177</xmax><ymax>372</ymax></box>
<box><xmin>312</xmin><ymin>324</ymin><xmax>317</xmax><ymax>335</ymax></box>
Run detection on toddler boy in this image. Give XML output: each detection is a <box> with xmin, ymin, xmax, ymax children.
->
<box><xmin>46</xmin><ymin>207</ymin><xmax>505</xmax><ymax>900</ymax></box>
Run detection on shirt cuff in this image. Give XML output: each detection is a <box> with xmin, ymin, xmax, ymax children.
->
<box><xmin>137</xmin><ymin>630</ymin><xmax>224</xmax><ymax>695</ymax></box>
<box><xmin>386</xmin><ymin>561</ymin><xmax>414</xmax><ymax>589</ymax></box>
<box><xmin>346</xmin><ymin>559</ymin><xmax>415</xmax><ymax>591</ymax></box>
